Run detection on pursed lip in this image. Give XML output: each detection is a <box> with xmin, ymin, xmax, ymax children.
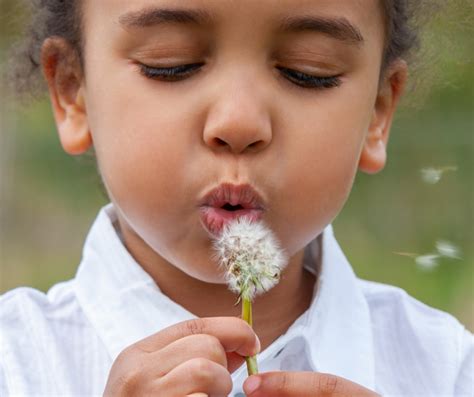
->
<box><xmin>198</xmin><ymin>183</ymin><xmax>267</xmax><ymax>210</ymax></box>
<box><xmin>198</xmin><ymin>183</ymin><xmax>267</xmax><ymax>237</ymax></box>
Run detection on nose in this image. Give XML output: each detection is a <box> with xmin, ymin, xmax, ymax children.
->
<box><xmin>202</xmin><ymin>72</ymin><xmax>273</xmax><ymax>154</ymax></box>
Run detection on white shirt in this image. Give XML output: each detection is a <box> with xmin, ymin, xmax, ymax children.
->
<box><xmin>1</xmin><ymin>204</ymin><xmax>472</xmax><ymax>396</ymax></box>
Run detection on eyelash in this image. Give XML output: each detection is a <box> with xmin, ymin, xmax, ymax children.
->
<box><xmin>138</xmin><ymin>63</ymin><xmax>342</xmax><ymax>90</ymax></box>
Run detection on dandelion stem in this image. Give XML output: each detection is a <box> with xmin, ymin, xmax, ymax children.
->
<box><xmin>243</xmin><ymin>297</ymin><xmax>253</xmax><ymax>326</ymax></box>
<box><xmin>242</xmin><ymin>297</ymin><xmax>258</xmax><ymax>375</ymax></box>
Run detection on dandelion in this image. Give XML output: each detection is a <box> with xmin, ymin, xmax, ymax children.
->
<box><xmin>393</xmin><ymin>251</ymin><xmax>440</xmax><ymax>271</ymax></box>
<box><xmin>212</xmin><ymin>217</ymin><xmax>288</xmax><ymax>375</ymax></box>
<box><xmin>420</xmin><ymin>166</ymin><xmax>457</xmax><ymax>184</ymax></box>
<box><xmin>435</xmin><ymin>240</ymin><xmax>462</xmax><ymax>259</ymax></box>
<box><xmin>415</xmin><ymin>254</ymin><xmax>440</xmax><ymax>271</ymax></box>
<box><xmin>394</xmin><ymin>239</ymin><xmax>462</xmax><ymax>272</ymax></box>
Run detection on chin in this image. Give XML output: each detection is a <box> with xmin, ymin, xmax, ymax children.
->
<box><xmin>183</xmin><ymin>265</ymin><xmax>228</xmax><ymax>285</ymax></box>
<box><xmin>169</xmin><ymin>237</ymin><xmax>230</xmax><ymax>285</ymax></box>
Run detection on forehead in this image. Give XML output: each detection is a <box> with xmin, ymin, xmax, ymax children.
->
<box><xmin>82</xmin><ymin>0</ymin><xmax>385</xmax><ymax>45</ymax></box>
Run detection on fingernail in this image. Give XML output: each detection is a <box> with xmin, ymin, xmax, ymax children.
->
<box><xmin>254</xmin><ymin>335</ymin><xmax>261</xmax><ymax>354</ymax></box>
<box><xmin>244</xmin><ymin>375</ymin><xmax>261</xmax><ymax>395</ymax></box>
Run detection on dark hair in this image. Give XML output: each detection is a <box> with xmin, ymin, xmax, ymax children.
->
<box><xmin>9</xmin><ymin>0</ymin><xmax>441</xmax><ymax>99</ymax></box>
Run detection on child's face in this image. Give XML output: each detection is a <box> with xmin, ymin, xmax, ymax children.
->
<box><xmin>48</xmin><ymin>0</ymin><xmax>406</xmax><ymax>283</ymax></box>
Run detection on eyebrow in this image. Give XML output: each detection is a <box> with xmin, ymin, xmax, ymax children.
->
<box><xmin>280</xmin><ymin>15</ymin><xmax>364</xmax><ymax>45</ymax></box>
<box><xmin>119</xmin><ymin>7</ymin><xmax>364</xmax><ymax>46</ymax></box>
<box><xmin>119</xmin><ymin>7</ymin><xmax>212</xmax><ymax>28</ymax></box>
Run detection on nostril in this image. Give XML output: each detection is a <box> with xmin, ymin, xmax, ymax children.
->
<box><xmin>208</xmin><ymin>137</ymin><xmax>264</xmax><ymax>153</ymax></box>
<box><xmin>248</xmin><ymin>140</ymin><xmax>260</xmax><ymax>148</ymax></box>
<box><xmin>214</xmin><ymin>138</ymin><xmax>228</xmax><ymax>147</ymax></box>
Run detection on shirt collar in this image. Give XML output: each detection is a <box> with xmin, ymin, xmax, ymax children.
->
<box><xmin>302</xmin><ymin>224</ymin><xmax>376</xmax><ymax>389</ymax></box>
<box><xmin>74</xmin><ymin>204</ymin><xmax>375</xmax><ymax>390</ymax></box>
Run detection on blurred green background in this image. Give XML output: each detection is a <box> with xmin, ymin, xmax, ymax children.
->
<box><xmin>1</xmin><ymin>1</ymin><xmax>473</xmax><ymax>331</ymax></box>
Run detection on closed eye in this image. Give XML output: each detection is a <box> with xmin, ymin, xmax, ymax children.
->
<box><xmin>138</xmin><ymin>63</ymin><xmax>204</xmax><ymax>81</ymax></box>
<box><xmin>138</xmin><ymin>63</ymin><xmax>342</xmax><ymax>90</ymax></box>
<box><xmin>276</xmin><ymin>66</ymin><xmax>342</xmax><ymax>89</ymax></box>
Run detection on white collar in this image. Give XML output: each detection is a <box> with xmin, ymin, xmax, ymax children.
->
<box><xmin>75</xmin><ymin>204</ymin><xmax>375</xmax><ymax>390</ymax></box>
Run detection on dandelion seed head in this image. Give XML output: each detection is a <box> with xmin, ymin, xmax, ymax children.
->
<box><xmin>415</xmin><ymin>254</ymin><xmax>440</xmax><ymax>271</ymax></box>
<box><xmin>420</xmin><ymin>166</ymin><xmax>457</xmax><ymax>184</ymax></box>
<box><xmin>436</xmin><ymin>240</ymin><xmax>462</xmax><ymax>259</ymax></box>
<box><xmin>420</xmin><ymin>168</ymin><xmax>443</xmax><ymax>184</ymax></box>
<box><xmin>211</xmin><ymin>217</ymin><xmax>288</xmax><ymax>301</ymax></box>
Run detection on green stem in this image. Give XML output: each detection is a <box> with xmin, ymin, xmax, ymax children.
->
<box><xmin>242</xmin><ymin>297</ymin><xmax>258</xmax><ymax>375</ymax></box>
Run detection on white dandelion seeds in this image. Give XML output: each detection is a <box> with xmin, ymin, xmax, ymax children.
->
<box><xmin>420</xmin><ymin>166</ymin><xmax>458</xmax><ymax>184</ymax></box>
<box><xmin>395</xmin><ymin>239</ymin><xmax>462</xmax><ymax>272</ymax></box>
<box><xmin>415</xmin><ymin>254</ymin><xmax>440</xmax><ymax>271</ymax></box>
<box><xmin>435</xmin><ymin>240</ymin><xmax>462</xmax><ymax>259</ymax></box>
<box><xmin>212</xmin><ymin>216</ymin><xmax>288</xmax><ymax>301</ymax></box>
<box><xmin>211</xmin><ymin>216</ymin><xmax>288</xmax><ymax>375</ymax></box>
<box><xmin>420</xmin><ymin>168</ymin><xmax>443</xmax><ymax>184</ymax></box>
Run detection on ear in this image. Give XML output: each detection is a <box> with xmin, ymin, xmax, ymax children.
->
<box><xmin>358</xmin><ymin>59</ymin><xmax>408</xmax><ymax>174</ymax></box>
<box><xmin>41</xmin><ymin>37</ymin><xmax>92</xmax><ymax>155</ymax></box>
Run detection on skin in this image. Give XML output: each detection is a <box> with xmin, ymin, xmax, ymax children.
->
<box><xmin>41</xmin><ymin>0</ymin><xmax>407</xmax><ymax>395</ymax></box>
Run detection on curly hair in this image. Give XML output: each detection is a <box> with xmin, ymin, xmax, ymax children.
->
<box><xmin>8</xmin><ymin>0</ymin><xmax>441</xmax><ymax>98</ymax></box>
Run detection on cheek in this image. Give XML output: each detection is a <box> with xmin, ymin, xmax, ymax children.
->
<box><xmin>83</xmin><ymin>59</ymin><xmax>221</xmax><ymax>280</ymax></box>
<box><xmin>271</xmin><ymin>94</ymin><xmax>372</xmax><ymax>253</ymax></box>
<box><xmin>93</xmin><ymin>110</ymin><xmax>179</xmax><ymax>196</ymax></box>
<box><xmin>86</xmin><ymin>76</ymin><xmax>199</xmax><ymax>234</ymax></box>
<box><xmin>86</xmin><ymin>55</ymin><xmax>179</xmax><ymax>168</ymax></box>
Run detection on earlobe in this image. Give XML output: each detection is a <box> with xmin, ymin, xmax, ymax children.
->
<box><xmin>358</xmin><ymin>124</ymin><xmax>387</xmax><ymax>174</ymax></box>
<box><xmin>57</xmin><ymin>87</ymin><xmax>93</xmax><ymax>155</ymax></box>
<box><xmin>358</xmin><ymin>59</ymin><xmax>408</xmax><ymax>174</ymax></box>
<box><xmin>41</xmin><ymin>37</ymin><xmax>92</xmax><ymax>155</ymax></box>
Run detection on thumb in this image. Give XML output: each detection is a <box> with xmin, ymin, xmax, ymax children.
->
<box><xmin>243</xmin><ymin>371</ymin><xmax>380</xmax><ymax>396</ymax></box>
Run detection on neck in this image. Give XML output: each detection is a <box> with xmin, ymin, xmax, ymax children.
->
<box><xmin>119</xmin><ymin>223</ymin><xmax>320</xmax><ymax>350</ymax></box>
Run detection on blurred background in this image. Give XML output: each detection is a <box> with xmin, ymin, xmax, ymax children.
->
<box><xmin>0</xmin><ymin>1</ymin><xmax>473</xmax><ymax>331</ymax></box>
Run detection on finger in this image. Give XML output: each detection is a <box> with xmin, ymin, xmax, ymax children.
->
<box><xmin>157</xmin><ymin>358</ymin><xmax>232</xmax><ymax>397</ymax></box>
<box><xmin>132</xmin><ymin>317</ymin><xmax>260</xmax><ymax>358</ymax></box>
<box><xmin>150</xmin><ymin>334</ymin><xmax>228</xmax><ymax>376</ymax></box>
<box><xmin>151</xmin><ymin>332</ymin><xmax>247</xmax><ymax>373</ymax></box>
<box><xmin>226</xmin><ymin>351</ymin><xmax>246</xmax><ymax>373</ymax></box>
<box><xmin>243</xmin><ymin>372</ymin><xmax>381</xmax><ymax>397</ymax></box>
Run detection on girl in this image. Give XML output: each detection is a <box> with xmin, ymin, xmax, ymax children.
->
<box><xmin>1</xmin><ymin>1</ymin><xmax>472</xmax><ymax>396</ymax></box>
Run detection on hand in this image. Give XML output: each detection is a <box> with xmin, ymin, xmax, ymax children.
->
<box><xmin>243</xmin><ymin>371</ymin><xmax>381</xmax><ymax>396</ymax></box>
<box><xmin>103</xmin><ymin>317</ymin><xmax>260</xmax><ymax>397</ymax></box>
